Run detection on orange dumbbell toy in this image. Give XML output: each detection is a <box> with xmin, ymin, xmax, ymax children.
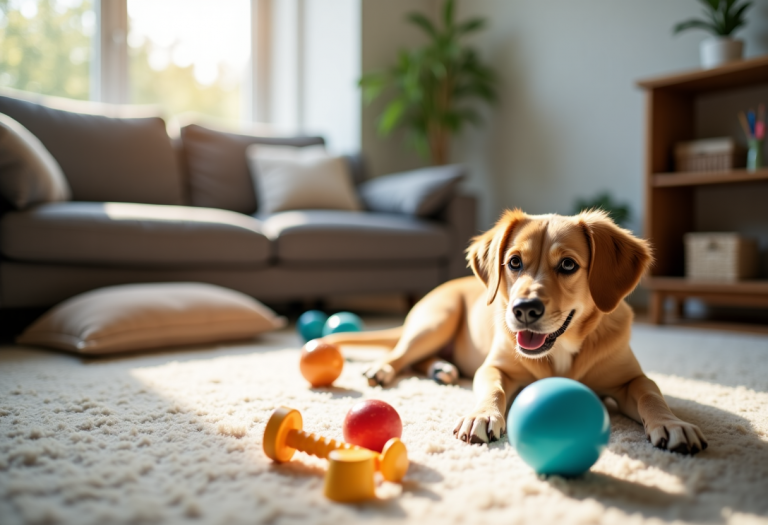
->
<box><xmin>262</xmin><ymin>406</ymin><xmax>409</xmax><ymax>483</ymax></box>
<box><xmin>299</xmin><ymin>340</ymin><xmax>344</xmax><ymax>387</ymax></box>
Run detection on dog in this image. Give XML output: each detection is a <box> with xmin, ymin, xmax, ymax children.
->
<box><xmin>322</xmin><ymin>209</ymin><xmax>708</xmax><ymax>454</ymax></box>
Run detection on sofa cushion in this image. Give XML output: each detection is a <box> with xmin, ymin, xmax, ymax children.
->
<box><xmin>0</xmin><ymin>202</ymin><xmax>271</xmax><ymax>267</ymax></box>
<box><xmin>262</xmin><ymin>210</ymin><xmax>449</xmax><ymax>264</ymax></box>
<box><xmin>180</xmin><ymin>123</ymin><xmax>326</xmax><ymax>214</ymax></box>
<box><xmin>0</xmin><ymin>93</ymin><xmax>183</xmax><ymax>205</ymax></box>
<box><xmin>0</xmin><ymin>113</ymin><xmax>71</xmax><ymax>209</ymax></box>
<box><xmin>358</xmin><ymin>164</ymin><xmax>465</xmax><ymax>217</ymax></box>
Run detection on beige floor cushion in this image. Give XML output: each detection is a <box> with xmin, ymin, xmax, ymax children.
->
<box><xmin>16</xmin><ymin>282</ymin><xmax>286</xmax><ymax>355</ymax></box>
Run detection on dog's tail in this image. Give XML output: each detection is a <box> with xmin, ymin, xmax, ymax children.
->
<box><xmin>320</xmin><ymin>326</ymin><xmax>403</xmax><ymax>350</ymax></box>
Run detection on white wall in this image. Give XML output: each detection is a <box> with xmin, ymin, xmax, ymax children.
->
<box><xmin>451</xmin><ymin>0</ymin><xmax>768</xmax><ymax>231</ymax></box>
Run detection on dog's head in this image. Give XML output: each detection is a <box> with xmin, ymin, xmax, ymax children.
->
<box><xmin>467</xmin><ymin>209</ymin><xmax>652</xmax><ymax>358</ymax></box>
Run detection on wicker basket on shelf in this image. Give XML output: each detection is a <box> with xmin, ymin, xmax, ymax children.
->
<box><xmin>674</xmin><ymin>138</ymin><xmax>746</xmax><ymax>172</ymax></box>
<box><xmin>684</xmin><ymin>232</ymin><xmax>759</xmax><ymax>281</ymax></box>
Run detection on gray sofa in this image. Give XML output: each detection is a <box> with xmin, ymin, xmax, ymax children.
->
<box><xmin>0</xmin><ymin>91</ymin><xmax>476</xmax><ymax>309</ymax></box>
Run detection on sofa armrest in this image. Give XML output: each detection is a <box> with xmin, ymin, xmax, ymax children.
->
<box><xmin>437</xmin><ymin>193</ymin><xmax>478</xmax><ymax>280</ymax></box>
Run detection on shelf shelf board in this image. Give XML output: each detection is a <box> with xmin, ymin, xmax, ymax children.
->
<box><xmin>644</xmin><ymin>277</ymin><xmax>768</xmax><ymax>295</ymax></box>
<box><xmin>637</xmin><ymin>55</ymin><xmax>768</xmax><ymax>93</ymax></box>
<box><xmin>651</xmin><ymin>169</ymin><xmax>768</xmax><ymax>187</ymax></box>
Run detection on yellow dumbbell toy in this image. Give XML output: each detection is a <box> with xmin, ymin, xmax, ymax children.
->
<box><xmin>262</xmin><ymin>406</ymin><xmax>409</xmax><ymax>484</ymax></box>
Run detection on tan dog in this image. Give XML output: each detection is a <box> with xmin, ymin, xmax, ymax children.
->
<box><xmin>323</xmin><ymin>210</ymin><xmax>707</xmax><ymax>454</ymax></box>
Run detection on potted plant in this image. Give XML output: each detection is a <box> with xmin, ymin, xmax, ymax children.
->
<box><xmin>359</xmin><ymin>0</ymin><xmax>498</xmax><ymax>165</ymax></box>
<box><xmin>572</xmin><ymin>193</ymin><xmax>631</xmax><ymax>228</ymax></box>
<box><xmin>673</xmin><ymin>0</ymin><xmax>753</xmax><ymax>69</ymax></box>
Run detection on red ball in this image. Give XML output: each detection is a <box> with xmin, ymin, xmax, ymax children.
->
<box><xmin>343</xmin><ymin>399</ymin><xmax>402</xmax><ymax>453</ymax></box>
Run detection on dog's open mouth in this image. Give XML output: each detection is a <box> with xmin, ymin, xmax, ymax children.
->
<box><xmin>516</xmin><ymin>310</ymin><xmax>575</xmax><ymax>356</ymax></box>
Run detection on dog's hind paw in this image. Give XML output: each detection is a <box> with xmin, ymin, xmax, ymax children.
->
<box><xmin>646</xmin><ymin>418</ymin><xmax>708</xmax><ymax>455</ymax></box>
<box><xmin>428</xmin><ymin>360</ymin><xmax>459</xmax><ymax>385</ymax></box>
<box><xmin>363</xmin><ymin>363</ymin><xmax>396</xmax><ymax>387</ymax></box>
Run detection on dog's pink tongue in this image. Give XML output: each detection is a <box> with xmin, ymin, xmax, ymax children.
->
<box><xmin>517</xmin><ymin>330</ymin><xmax>548</xmax><ymax>350</ymax></box>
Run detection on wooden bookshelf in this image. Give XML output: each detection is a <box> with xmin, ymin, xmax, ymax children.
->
<box><xmin>637</xmin><ymin>56</ymin><xmax>768</xmax><ymax>325</ymax></box>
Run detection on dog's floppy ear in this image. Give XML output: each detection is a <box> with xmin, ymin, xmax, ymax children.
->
<box><xmin>466</xmin><ymin>209</ymin><xmax>525</xmax><ymax>305</ymax></box>
<box><xmin>579</xmin><ymin>210</ymin><xmax>653</xmax><ymax>313</ymax></box>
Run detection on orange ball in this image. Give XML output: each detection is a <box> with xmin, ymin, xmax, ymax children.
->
<box><xmin>299</xmin><ymin>340</ymin><xmax>344</xmax><ymax>387</ymax></box>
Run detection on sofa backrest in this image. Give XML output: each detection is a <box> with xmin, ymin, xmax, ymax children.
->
<box><xmin>0</xmin><ymin>92</ymin><xmax>183</xmax><ymax>206</ymax></box>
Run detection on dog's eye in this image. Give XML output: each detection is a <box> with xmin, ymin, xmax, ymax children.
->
<box><xmin>559</xmin><ymin>258</ymin><xmax>579</xmax><ymax>274</ymax></box>
<box><xmin>508</xmin><ymin>256</ymin><xmax>523</xmax><ymax>270</ymax></box>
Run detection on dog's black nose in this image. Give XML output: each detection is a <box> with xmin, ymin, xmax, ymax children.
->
<box><xmin>513</xmin><ymin>298</ymin><xmax>545</xmax><ymax>324</ymax></box>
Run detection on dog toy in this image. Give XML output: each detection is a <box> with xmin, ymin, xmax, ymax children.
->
<box><xmin>343</xmin><ymin>399</ymin><xmax>403</xmax><ymax>453</ymax></box>
<box><xmin>262</xmin><ymin>406</ymin><xmax>409</xmax><ymax>485</ymax></box>
<box><xmin>322</xmin><ymin>312</ymin><xmax>363</xmax><ymax>336</ymax></box>
<box><xmin>507</xmin><ymin>378</ymin><xmax>610</xmax><ymax>476</ymax></box>
<box><xmin>297</xmin><ymin>310</ymin><xmax>328</xmax><ymax>342</ymax></box>
<box><xmin>324</xmin><ymin>448</ymin><xmax>378</xmax><ymax>502</ymax></box>
<box><xmin>299</xmin><ymin>340</ymin><xmax>344</xmax><ymax>387</ymax></box>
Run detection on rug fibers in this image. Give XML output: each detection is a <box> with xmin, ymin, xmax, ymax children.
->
<box><xmin>1</xmin><ymin>322</ymin><xmax>767</xmax><ymax>525</ymax></box>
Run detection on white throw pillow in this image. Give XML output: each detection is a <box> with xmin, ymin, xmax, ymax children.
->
<box><xmin>246</xmin><ymin>144</ymin><xmax>361</xmax><ymax>215</ymax></box>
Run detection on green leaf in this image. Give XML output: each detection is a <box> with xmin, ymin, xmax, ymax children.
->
<box><xmin>377</xmin><ymin>98</ymin><xmax>406</xmax><ymax>135</ymax></box>
<box><xmin>406</xmin><ymin>128</ymin><xmax>430</xmax><ymax>159</ymax></box>
<box><xmin>406</xmin><ymin>12</ymin><xmax>438</xmax><ymax>39</ymax></box>
<box><xmin>457</xmin><ymin>18</ymin><xmax>486</xmax><ymax>35</ymax></box>
<box><xmin>672</xmin><ymin>19</ymin><xmax>718</xmax><ymax>35</ymax></box>
<box><xmin>359</xmin><ymin>72</ymin><xmax>389</xmax><ymax>104</ymax></box>
<box><xmin>725</xmin><ymin>1</ymin><xmax>751</xmax><ymax>34</ymax></box>
<box><xmin>695</xmin><ymin>0</ymin><xmax>720</xmax><ymax>11</ymax></box>
<box><xmin>443</xmin><ymin>0</ymin><xmax>455</xmax><ymax>30</ymax></box>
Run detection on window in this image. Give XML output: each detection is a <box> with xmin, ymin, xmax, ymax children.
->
<box><xmin>0</xmin><ymin>0</ymin><xmax>96</xmax><ymax>100</ymax></box>
<box><xmin>127</xmin><ymin>0</ymin><xmax>251</xmax><ymax>122</ymax></box>
<box><xmin>0</xmin><ymin>0</ymin><xmax>360</xmax><ymax>150</ymax></box>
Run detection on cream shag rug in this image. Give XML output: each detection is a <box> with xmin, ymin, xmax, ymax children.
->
<box><xmin>1</xmin><ymin>321</ymin><xmax>767</xmax><ymax>525</ymax></box>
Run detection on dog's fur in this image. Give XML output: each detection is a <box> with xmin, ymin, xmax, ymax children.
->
<box><xmin>322</xmin><ymin>210</ymin><xmax>707</xmax><ymax>454</ymax></box>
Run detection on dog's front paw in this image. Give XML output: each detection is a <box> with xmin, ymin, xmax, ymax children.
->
<box><xmin>453</xmin><ymin>408</ymin><xmax>505</xmax><ymax>444</ymax></box>
<box><xmin>645</xmin><ymin>418</ymin><xmax>708</xmax><ymax>455</ymax></box>
<box><xmin>363</xmin><ymin>362</ymin><xmax>396</xmax><ymax>387</ymax></box>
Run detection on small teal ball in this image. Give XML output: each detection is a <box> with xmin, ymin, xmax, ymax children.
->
<box><xmin>322</xmin><ymin>312</ymin><xmax>363</xmax><ymax>336</ymax></box>
<box><xmin>507</xmin><ymin>378</ymin><xmax>610</xmax><ymax>477</ymax></box>
<box><xmin>297</xmin><ymin>310</ymin><xmax>328</xmax><ymax>342</ymax></box>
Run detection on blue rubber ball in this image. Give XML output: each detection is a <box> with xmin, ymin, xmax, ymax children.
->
<box><xmin>322</xmin><ymin>312</ymin><xmax>363</xmax><ymax>336</ymax></box>
<box><xmin>297</xmin><ymin>310</ymin><xmax>328</xmax><ymax>342</ymax></box>
<box><xmin>507</xmin><ymin>378</ymin><xmax>610</xmax><ymax>477</ymax></box>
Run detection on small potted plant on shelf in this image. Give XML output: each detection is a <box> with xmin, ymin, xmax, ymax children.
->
<box><xmin>359</xmin><ymin>0</ymin><xmax>498</xmax><ymax>165</ymax></box>
<box><xmin>673</xmin><ymin>0</ymin><xmax>753</xmax><ymax>69</ymax></box>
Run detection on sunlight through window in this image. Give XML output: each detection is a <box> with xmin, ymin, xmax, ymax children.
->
<box><xmin>127</xmin><ymin>0</ymin><xmax>251</xmax><ymax>122</ymax></box>
<box><xmin>0</xmin><ymin>0</ymin><xmax>96</xmax><ymax>100</ymax></box>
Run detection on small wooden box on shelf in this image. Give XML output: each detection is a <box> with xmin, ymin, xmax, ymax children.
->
<box><xmin>637</xmin><ymin>55</ymin><xmax>768</xmax><ymax>326</ymax></box>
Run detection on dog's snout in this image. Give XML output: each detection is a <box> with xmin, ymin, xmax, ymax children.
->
<box><xmin>512</xmin><ymin>298</ymin><xmax>545</xmax><ymax>325</ymax></box>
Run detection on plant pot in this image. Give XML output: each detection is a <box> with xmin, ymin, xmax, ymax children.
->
<box><xmin>700</xmin><ymin>37</ymin><xmax>744</xmax><ymax>69</ymax></box>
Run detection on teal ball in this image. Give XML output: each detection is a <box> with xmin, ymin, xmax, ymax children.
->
<box><xmin>322</xmin><ymin>312</ymin><xmax>363</xmax><ymax>336</ymax></box>
<box><xmin>297</xmin><ymin>310</ymin><xmax>328</xmax><ymax>342</ymax></box>
<box><xmin>507</xmin><ymin>378</ymin><xmax>610</xmax><ymax>477</ymax></box>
